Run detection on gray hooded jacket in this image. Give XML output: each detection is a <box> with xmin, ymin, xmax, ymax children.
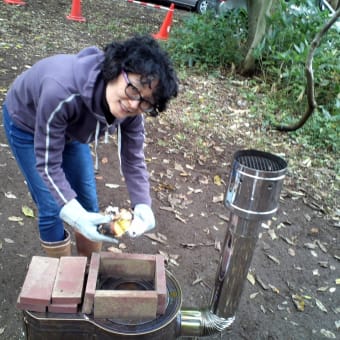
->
<box><xmin>5</xmin><ymin>46</ymin><xmax>151</xmax><ymax>208</ymax></box>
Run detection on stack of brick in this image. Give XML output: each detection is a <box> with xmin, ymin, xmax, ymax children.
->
<box><xmin>17</xmin><ymin>256</ymin><xmax>87</xmax><ymax>313</ymax></box>
<box><xmin>17</xmin><ymin>252</ymin><xmax>168</xmax><ymax>320</ymax></box>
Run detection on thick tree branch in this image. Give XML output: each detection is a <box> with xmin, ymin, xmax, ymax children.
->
<box><xmin>275</xmin><ymin>7</ymin><xmax>340</xmax><ymax>132</ymax></box>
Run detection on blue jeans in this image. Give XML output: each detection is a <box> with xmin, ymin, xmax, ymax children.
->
<box><xmin>2</xmin><ymin>104</ymin><xmax>99</xmax><ymax>242</ymax></box>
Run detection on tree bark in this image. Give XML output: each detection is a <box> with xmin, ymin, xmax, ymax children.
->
<box><xmin>275</xmin><ymin>7</ymin><xmax>340</xmax><ymax>131</ymax></box>
<box><xmin>241</xmin><ymin>0</ymin><xmax>273</xmax><ymax>75</ymax></box>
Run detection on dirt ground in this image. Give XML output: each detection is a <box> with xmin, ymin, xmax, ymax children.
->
<box><xmin>0</xmin><ymin>0</ymin><xmax>339</xmax><ymax>339</ymax></box>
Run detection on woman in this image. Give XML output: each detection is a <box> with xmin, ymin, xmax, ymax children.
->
<box><xmin>3</xmin><ymin>35</ymin><xmax>178</xmax><ymax>257</ymax></box>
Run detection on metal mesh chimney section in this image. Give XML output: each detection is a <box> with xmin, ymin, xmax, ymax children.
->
<box><xmin>179</xmin><ymin>149</ymin><xmax>287</xmax><ymax>338</ymax></box>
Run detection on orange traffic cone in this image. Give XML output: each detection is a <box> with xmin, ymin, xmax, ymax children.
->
<box><xmin>66</xmin><ymin>0</ymin><xmax>86</xmax><ymax>22</ymax></box>
<box><xmin>152</xmin><ymin>3</ymin><xmax>175</xmax><ymax>40</ymax></box>
<box><xmin>3</xmin><ymin>0</ymin><xmax>26</xmax><ymax>5</ymax></box>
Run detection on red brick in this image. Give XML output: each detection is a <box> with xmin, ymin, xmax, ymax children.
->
<box><xmin>16</xmin><ymin>296</ymin><xmax>47</xmax><ymax>312</ymax></box>
<box><xmin>100</xmin><ymin>252</ymin><xmax>155</xmax><ymax>279</ymax></box>
<box><xmin>19</xmin><ymin>256</ymin><xmax>59</xmax><ymax>306</ymax></box>
<box><xmin>94</xmin><ymin>290</ymin><xmax>158</xmax><ymax>319</ymax></box>
<box><xmin>155</xmin><ymin>255</ymin><xmax>167</xmax><ymax>315</ymax></box>
<box><xmin>48</xmin><ymin>303</ymin><xmax>78</xmax><ymax>314</ymax></box>
<box><xmin>82</xmin><ymin>252</ymin><xmax>100</xmax><ymax>314</ymax></box>
<box><xmin>52</xmin><ymin>256</ymin><xmax>87</xmax><ymax>304</ymax></box>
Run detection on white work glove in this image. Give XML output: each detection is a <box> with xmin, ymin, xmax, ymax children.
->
<box><xmin>59</xmin><ymin>199</ymin><xmax>118</xmax><ymax>243</ymax></box>
<box><xmin>127</xmin><ymin>204</ymin><xmax>155</xmax><ymax>238</ymax></box>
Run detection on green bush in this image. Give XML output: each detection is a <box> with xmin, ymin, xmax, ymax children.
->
<box><xmin>165</xmin><ymin>10</ymin><xmax>247</xmax><ymax>71</ymax></box>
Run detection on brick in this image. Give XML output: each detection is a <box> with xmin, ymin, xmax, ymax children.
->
<box><xmin>155</xmin><ymin>255</ymin><xmax>167</xmax><ymax>315</ymax></box>
<box><xmin>82</xmin><ymin>252</ymin><xmax>100</xmax><ymax>314</ymax></box>
<box><xmin>48</xmin><ymin>303</ymin><xmax>78</xmax><ymax>314</ymax></box>
<box><xmin>52</xmin><ymin>256</ymin><xmax>87</xmax><ymax>304</ymax></box>
<box><xmin>16</xmin><ymin>296</ymin><xmax>47</xmax><ymax>313</ymax></box>
<box><xmin>94</xmin><ymin>290</ymin><xmax>157</xmax><ymax>319</ymax></box>
<box><xmin>19</xmin><ymin>256</ymin><xmax>59</xmax><ymax>306</ymax></box>
<box><xmin>100</xmin><ymin>252</ymin><xmax>155</xmax><ymax>279</ymax></box>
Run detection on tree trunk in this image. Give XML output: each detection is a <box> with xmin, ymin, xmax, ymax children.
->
<box><xmin>241</xmin><ymin>0</ymin><xmax>273</xmax><ymax>75</ymax></box>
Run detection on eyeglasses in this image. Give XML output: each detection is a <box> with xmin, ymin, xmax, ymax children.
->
<box><xmin>121</xmin><ymin>70</ymin><xmax>157</xmax><ymax>115</ymax></box>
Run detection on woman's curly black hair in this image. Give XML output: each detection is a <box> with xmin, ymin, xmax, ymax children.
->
<box><xmin>101</xmin><ymin>35</ymin><xmax>178</xmax><ymax>116</ymax></box>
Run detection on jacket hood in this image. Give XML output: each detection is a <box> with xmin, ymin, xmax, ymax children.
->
<box><xmin>73</xmin><ymin>46</ymin><xmax>107</xmax><ymax>124</ymax></box>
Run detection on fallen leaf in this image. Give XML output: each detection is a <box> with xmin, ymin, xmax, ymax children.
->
<box><xmin>292</xmin><ymin>294</ymin><xmax>305</xmax><ymax>311</ymax></box>
<box><xmin>268</xmin><ymin>284</ymin><xmax>280</xmax><ymax>294</ymax></box>
<box><xmin>261</xmin><ymin>222</ymin><xmax>270</xmax><ymax>229</ymax></box>
<box><xmin>192</xmin><ymin>276</ymin><xmax>203</xmax><ymax>285</ymax></box>
<box><xmin>144</xmin><ymin>233</ymin><xmax>167</xmax><ymax>244</ymax></box>
<box><xmin>309</xmin><ymin>227</ymin><xmax>319</xmax><ymax>235</ymax></box>
<box><xmin>8</xmin><ymin>216</ymin><xmax>23</xmax><ymax>222</ymax></box>
<box><xmin>105</xmin><ymin>183</ymin><xmax>120</xmax><ymax>189</ymax></box>
<box><xmin>320</xmin><ymin>329</ymin><xmax>336</xmax><ymax>339</ymax></box>
<box><xmin>255</xmin><ymin>275</ymin><xmax>269</xmax><ymax>290</ymax></box>
<box><xmin>266</xmin><ymin>254</ymin><xmax>280</xmax><ymax>265</ymax></box>
<box><xmin>22</xmin><ymin>205</ymin><xmax>34</xmax><ymax>218</ymax></box>
<box><xmin>288</xmin><ymin>248</ymin><xmax>296</xmax><ymax>256</ymax></box>
<box><xmin>315</xmin><ymin>298</ymin><xmax>328</xmax><ymax>313</ymax></box>
<box><xmin>213</xmin><ymin>193</ymin><xmax>224</xmax><ymax>203</ymax></box>
<box><xmin>268</xmin><ymin>229</ymin><xmax>277</xmax><ymax>240</ymax></box>
<box><xmin>181</xmin><ymin>242</ymin><xmax>215</xmax><ymax>249</ymax></box>
<box><xmin>5</xmin><ymin>192</ymin><xmax>16</xmax><ymax>199</ymax></box>
<box><xmin>218</xmin><ymin>214</ymin><xmax>229</xmax><ymax>222</ymax></box>
<box><xmin>250</xmin><ymin>292</ymin><xmax>259</xmax><ymax>299</ymax></box>
<box><xmin>280</xmin><ymin>235</ymin><xmax>296</xmax><ymax>246</ymax></box>
<box><xmin>247</xmin><ymin>272</ymin><xmax>256</xmax><ymax>285</ymax></box>
<box><xmin>174</xmin><ymin>162</ymin><xmax>185</xmax><ymax>172</ymax></box>
<box><xmin>311</xmin><ymin>250</ymin><xmax>318</xmax><ymax>257</ymax></box>
<box><xmin>157</xmin><ymin>232</ymin><xmax>167</xmax><ymax>242</ymax></box>
<box><xmin>213</xmin><ymin>175</ymin><xmax>222</xmax><ymax>186</ymax></box>
<box><xmin>175</xmin><ymin>214</ymin><xmax>187</xmax><ymax>224</ymax></box>
<box><xmin>169</xmin><ymin>258</ymin><xmax>179</xmax><ymax>266</ymax></box>
<box><xmin>286</xmin><ymin>189</ymin><xmax>305</xmax><ymax>198</ymax></box>
<box><xmin>302</xmin><ymin>157</ymin><xmax>312</xmax><ymax>167</ymax></box>
<box><xmin>214</xmin><ymin>240</ymin><xmax>221</xmax><ymax>251</ymax></box>
<box><xmin>317</xmin><ymin>286</ymin><xmax>329</xmax><ymax>292</ymax></box>
<box><xmin>304</xmin><ymin>242</ymin><xmax>317</xmax><ymax>249</ymax></box>
<box><xmin>315</xmin><ymin>240</ymin><xmax>327</xmax><ymax>253</ymax></box>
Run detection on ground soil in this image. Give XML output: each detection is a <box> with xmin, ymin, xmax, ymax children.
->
<box><xmin>0</xmin><ymin>1</ymin><xmax>339</xmax><ymax>339</ymax></box>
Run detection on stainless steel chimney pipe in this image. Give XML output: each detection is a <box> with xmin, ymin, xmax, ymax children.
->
<box><xmin>179</xmin><ymin>150</ymin><xmax>287</xmax><ymax>338</ymax></box>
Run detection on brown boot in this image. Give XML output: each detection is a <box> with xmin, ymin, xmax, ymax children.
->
<box><xmin>40</xmin><ymin>229</ymin><xmax>71</xmax><ymax>258</ymax></box>
<box><xmin>74</xmin><ymin>231</ymin><xmax>102</xmax><ymax>258</ymax></box>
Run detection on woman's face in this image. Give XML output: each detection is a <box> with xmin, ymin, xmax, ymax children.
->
<box><xmin>105</xmin><ymin>72</ymin><xmax>158</xmax><ymax>120</ymax></box>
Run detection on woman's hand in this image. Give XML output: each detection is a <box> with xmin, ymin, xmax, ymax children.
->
<box><xmin>127</xmin><ymin>204</ymin><xmax>155</xmax><ymax>237</ymax></box>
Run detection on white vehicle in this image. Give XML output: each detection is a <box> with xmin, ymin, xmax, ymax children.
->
<box><xmin>159</xmin><ymin>0</ymin><xmax>214</xmax><ymax>14</ymax></box>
